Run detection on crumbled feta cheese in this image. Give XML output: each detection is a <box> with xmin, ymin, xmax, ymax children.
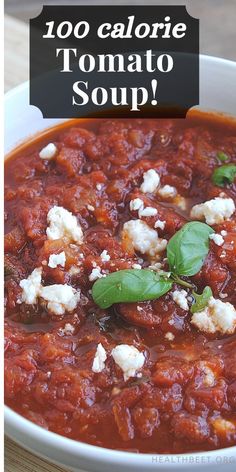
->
<box><xmin>154</xmin><ymin>219</ymin><xmax>166</xmax><ymax>230</ymax></box>
<box><xmin>69</xmin><ymin>265</ymin><xmax>80</xmax><ymax>276</ymax></box>
<box><xmin>220</xmin><ymin>250</ymin><xmax>227</xmax><ymax>258</ymax></box>
<box><xmin>19</xmin><ymin>268</ymin><xmax>42</xmax><ymax>304</ymax></box>
<box><xmin>140</xmin><ymin>169</ymin><xmax>160</xmax><ymax>193</ymax></box>
<box><xmin>221</xmin><ymin>230</ymin><xmax>227</xmax><ymax>237</ymax></box>
<box><xmin>190</xmin><ymin>197</ymin><xmax>235</xmax><ymax>225</ymax></box>
<box><xmin>19</xmin><ymin>267</ymin><xmax>80</xmax><ymax>315</ymax></box>
<box><xmin>158</xmin><ymin>185</ymin><xmax>177</xmax><ymax>199</ymax></box>
<box><xmin>130</xmin><ymin>198</ymin><xmax>144</xmax><ymax>212</ymax></box>
<box><xmin>39</xmin><ymin>143</ymin><xmax>57</xmax><ymax>160</ymax></box>
<box><xmin>58</xmin><ymin>323</ymin><xmax>75</xmax><ymax>336</ymax></box>
<box><xmin>48</xmin><ymin>251</ymin><xmax>66</xmax><ymax>268</ymax></box>
<box><xmin>219</xmin><ymin>292</ymin><xmax>228</xmax><ymax>299</ymax></box>
<box><xmin>122</xmin><ymin>219</ymin><xmax>167</xmax><ymax>257</ymax></box>
<box><xmin>172</xmin><ymin>289</ymin><xmax>189</xmax><ymax>311</ymax></box>
<box><xmin>92</xmin><ymin>343</ymin><xmax>107</xmax><ymax>373</ymax></box>
<box><xmin>111</xmin><ymin>344</ymin><xmax>145</xmax><ymax>381</ymax></box>
<box><xmin>130</xmin><ymin>199</ymin><xmax>158</xmax><ymax>218</ymax></box>
<box><xmin>132</xmin><ymin>263</ymin><xmax>142</xmax><ymax>269</ymax></box>
<box><xmin>46</xmin><ymin>206</ymin><xmax>83</xmax><ymax>243</ymax></box>
<box><xmin>191</xmin><ymin>297</ymin><xmax>236</xmax><ymax>335</ymax></box>
<box><xmin>198</xmin><ymin>362</ymin><xmax>215</xmax><ymax>387</ymax></box>
<box><xmin>89</xmin><ymin>267</ymin><xmax>106</xmax><ymax>282</ymax></box>
<box><xmin>96</xmin><ymin>183</ymin><xmax>102</xmax><ymax>191</ymax></box>
<box><xmin>100</xmin><ymin>250</ymin><xmax>110</xmax><ymax>262</ymax></box>
<box><xmin>139</xmin><ymin>207</ymin><xmax>158</xmax><ymax>217</ymax></box>
<box><xmin>40</xmin><ymin>284</ymin><xmax>80</xmax><ymax>315</ymax></box>
<box><xmin>87</xmin><ymin>204</ymin><xmax>95</xmax><ymax>212</ymax></box>
<box><xmin>165</xmin><ymin>332</ymin><xmax>175</xmax><ymax>341</ymax></box>
<box><xmin>209</xmin><ymin>233</ymin><xmax>224</xmax><ymax>246</ymax></box>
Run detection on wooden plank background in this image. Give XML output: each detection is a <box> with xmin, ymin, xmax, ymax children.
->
<box><xmin>5</xmin><ymin>15</ymin><xmax>29</xmax><ymax>90</ymax></box>
<box><xmin>5</xmin><ymin>438</ymin><xmax>66</xmax><ymax>472</ymax></box>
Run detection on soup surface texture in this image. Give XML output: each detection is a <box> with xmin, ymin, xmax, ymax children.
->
<box><xmin>4</xmin><ymin>115</ymin><xmax>236</xmax><ymax>453</ymax></box>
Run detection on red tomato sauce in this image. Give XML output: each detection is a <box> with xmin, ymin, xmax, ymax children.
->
<box><xmin>4</xmin><ymin>113</ymin><xmax>236</xmax><ymax>453</ymax></box>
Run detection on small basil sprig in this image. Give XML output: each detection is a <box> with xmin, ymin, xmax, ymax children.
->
<box><xmin>190</xmin><ymin>286</ymin><xmax>212</xmax><ymax>314</ymax></box>
<box><xmin>92</xmin><ymin>221</ymin><xmax>214</xmax><ymax>309</ymax></box>
<box><xmin>92</xmin><ymin>269</ymin><xmax>172</xmax><ymax>309</ymax></box>
<box><xmin>167</xmin><ymin>222</ymin><xmax>214</xmax><ymax>276</ymax></box>
<box><xmin>217</xmin><ymin>151</ymin><xmax>229</xmax><ymax>163</ymax></box>
<box><xmin>212</xmin><ymin>164</ymin><xmax>236</xmax><ymax>187</ymax></box>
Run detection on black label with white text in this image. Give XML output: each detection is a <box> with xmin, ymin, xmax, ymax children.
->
<box><xmin>30</xmin><ymin>5</ymin><xmax>199</xmax><ymax>118</ymax></box>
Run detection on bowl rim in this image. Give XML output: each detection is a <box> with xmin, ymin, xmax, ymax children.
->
<box><xmin>5</xmin><ymin>406</ymin><xmax>236</xmax><ymax>468</ymax></box>
<box><xmin>4</xmin><ymin>54</ymin><xmax>236</xmax><ymax>468</ymax></box>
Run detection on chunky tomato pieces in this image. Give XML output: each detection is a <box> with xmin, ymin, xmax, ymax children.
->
<box><xmin>4</xmin><ymin>115</ymin><xmax>236</xmax><ymax>453</ymax></box>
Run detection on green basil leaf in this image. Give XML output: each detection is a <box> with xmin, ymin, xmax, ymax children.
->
<box><xmin>212</xmin><ymin>164</ymin><xmax>236</xmax><ymax>187</ymax></box>
<box><xmin>92</xmin><ymin>269</ymin><xmax>172</xmax><ymax>309</ymax></box>
<box><xmin>217</xmin><ymin>151</ymin><xmax>229</xmax><ymax>163</ymax></box>
<box><xmin>167</xmin><ymin>222</ymin><xmax>214</xmax><ymax>277</ymax></box>
<box><xmin>190</xmin><ymin>286</ymin><xmax>213</xmax><ymax>314</ymax></box>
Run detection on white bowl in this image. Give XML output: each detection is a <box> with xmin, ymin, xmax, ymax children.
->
<box><xmin>4</xmin><ymin>55</ymin><xmax>236</xmax><ymax>471</ymax></box>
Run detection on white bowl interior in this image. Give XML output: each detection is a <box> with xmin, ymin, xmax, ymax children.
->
<box><xmin>4</xmin><ymin>55</ymin><xmax>236</xmax><ymax>471</ymax></box>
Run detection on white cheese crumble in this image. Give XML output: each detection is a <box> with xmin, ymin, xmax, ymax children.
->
<box><xmin>40</xmin><ymin>284</ymin><xmax>80</xmax><ymax>315</ymax></box>
<box><xmin>89</xmin><ymin>267</ymin><xmax>106</xmax><ymax>281</ymax></box>
<box><xmin>69</xmin><ymin>265</ymin><xmax>80</xmax><ymax>276</ymax></box>
<box><xmin>190</xmin><ymin>197</ymin><xmax>235</xmax><ymax>225</ymax></box>
<box><xmin>139</xmin><ymin>207</ymin><xmax>158</xmax><ymax>217</ymax></box>
<box><xmin>140</xmin><ymin>169</ymin><xmax>160</xmax><ymax>193</ymax></box>
<box><xmin>87</xmin><ymin>204</ymin><xmax>95</xmax><ymax>212</ymax></box>
<box><xmin>132</xmin><ymin>263</ymin><xmax>142</xmax><ymax>269</ymax></box>
<box><xmin>219</xmin><ymin>292</ymin><xmax>228</xmax><ymax>299</ymax></box>
<box><xmin>122</xmin><ymin>219</ymin><xmax>167</xmax><ymax>257</ymax></box>
<box><xmin>58</xmin><ymin>323</ymin><xmax>75</xmax><ymax>336</ymax></box>
<box><xmin>19</xmin><ymin>267</ymin><xmax>42</xmax><ymax>304</ymax></box>
<box><xmin>165</xmin><ymin>332</ymin><xmax>175</xmax><ymax>341</ymax></box>
<box><xmin>158</xmin><ymin>185</ymin><xmax>177</xmax><ymax>199</ymax></box>
<box><xmin>172</xmin><ymin>289</ymin><xmax>189</xmax><ymax>311</ymax></box>
<box><xmin>209</xmin><ymin>233</ymin><xmax>224</xmax><ymax>246</ymax></box>
<box><xmin>130</xmin><ymin>199</ymin><xmax>157</xmax><ymax>218</ymax></box>
<box><xmin>198</xmin><ymin>362</ymin><xmax>215</xmax><ymax>387</ymax></box>
<box><xmin>92</xmin><ymin>343</ymin><xmax>107</xmax><ymax>373</ymax></box>
<box><xmin>46</xmin><ymin>206</ymin><xmax>83</xmax><ymax>243</ymax></box>
<box><xmin>154</xmin><ymin>219</ymin><xmax>166</xmax><ymax>230</ymax></box>
<box><xmin>48</xmin><ymin>251</ymin><xmax>66</xmax><ymax>268</ymax></box>
<box><xmin>221</xmin><ymin>230</ymin><xmax>227</xmax><ymax>237</ymax></box>
<box><xmin>191</xmin><ymin>297</ymin><xmax>236</xmax><ymax>335</ymax></box>
<box><xmin>130</xmin><ymin>198</ymin><xmax>144</xmax><ymax>212</ymax></box>
<box><xmin>111</xmin><ymin>344</ymin><xmax>145</xmax><ymax>381</ymax></box>
<box><xmin>100</xmin><ymin>250</ymin><xmax>110</xmax><ymax>262</ymax></box>
<box><xmin>39</xmin><ymin>143</ymin><xmax>57</xmax><ymax>160</ymax></box>
<box><xmin>96</xmin><ymin>183</ymin><xmax>102</xmax><ymax>191</ymax></box>
<box><xmin>19</xmin><ymin>268</ymin><xmax>80</xmax><ymax>315</ymax></box>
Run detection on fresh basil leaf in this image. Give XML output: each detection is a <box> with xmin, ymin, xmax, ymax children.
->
<box><xmin>212</xmin><ymin>164</ymin><xmax>236</xmax><ymax>187</ymax></box>
<box><xmin>190</xmin><ymin>286</ymin><xmax>212</xmax><ymax>314</ymax></box>
<box><xmin>217</xmin><ymin>151</ymin><xmax>229</xmax><ymax>163</ymax></box>
<box><xmin>92</xmin><ymin>269</ymin><xmax>172</xmax><ymax>309</ymax></box>
<box><xmin>167</xmin><ymin>222</ymin><xmax>214</xmax><ymax>277</ymax></box>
